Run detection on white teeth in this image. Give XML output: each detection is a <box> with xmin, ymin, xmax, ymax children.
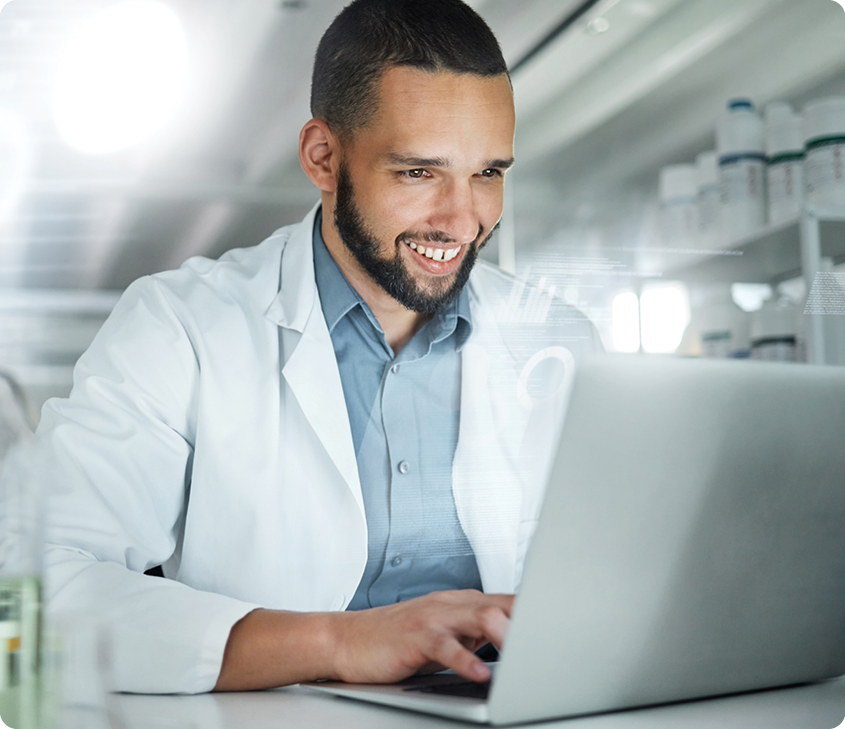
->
<box><xmin>404</xmin><ymin>240</ymin><xmax>461</xmax><ymax>262</ymax></box>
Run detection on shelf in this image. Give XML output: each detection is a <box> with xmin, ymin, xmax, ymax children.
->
<box><xmin>657</xmin><ymin>219</ymin><xmax>801</xmax><ymax>285</ymax></box>
<box><xmin>652</xmin><ymin>214</ymin><xmax>845</xmax><ymax>285</ymax></box>
<box><xmin>547</xmin><ymin>212</ymin><xmax>845</xmax><ymax>289</ymax></box>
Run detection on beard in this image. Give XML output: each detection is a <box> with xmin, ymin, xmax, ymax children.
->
<box><xmin>333</xmin><ymin>163</ymin><xmax>493</xmax><ymax>316</ymax></box>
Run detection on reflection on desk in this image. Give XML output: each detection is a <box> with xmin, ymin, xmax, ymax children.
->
<box><xmin>101</xmin><ymin>676</ymin><xmax>845</xmax><ymax>729</ymax></box>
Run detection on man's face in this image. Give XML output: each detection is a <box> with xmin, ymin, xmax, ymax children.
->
<box><xmin>330</xmin><ymin>66</ymin><xmax>515</xmax><ymax>314</ymax></box>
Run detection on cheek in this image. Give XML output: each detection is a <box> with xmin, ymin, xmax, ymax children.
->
<box><xmin>361</xmin><ymin>187</ymin><xmax>432</xmax><ymax>236</ymax></box>
<box><xmin>476</xmin><ymin>187</ymin><xmax>505</xmax><ymax>229</ymax></box>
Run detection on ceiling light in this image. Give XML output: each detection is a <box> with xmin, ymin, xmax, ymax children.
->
<box><xmin>587</xmin><ymin>17</ymin><xmax>611</xmax><ymax>35</ymax></box>
<box><xmin>52</xmin><ymin>1</ymin><xmax>188</xmax><ymax>155</ymax></box>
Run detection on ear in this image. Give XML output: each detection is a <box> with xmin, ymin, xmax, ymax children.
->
<box><xmin>299</xmin><ymin>118</ymin><xmax>340</xmax><ymax>192</ymax></box>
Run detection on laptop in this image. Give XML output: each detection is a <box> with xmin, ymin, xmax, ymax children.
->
<box><xmin>304</xmin><ymin>355</ymin><xmax>845</xmax><ymax>725</ymax></box>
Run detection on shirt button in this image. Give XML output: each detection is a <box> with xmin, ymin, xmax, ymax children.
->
<box><xmin>391</xmin><ymin>364</ymin><xmax>400</xmax><ymax>374</ymax></box>
<box><xmin>330</xmin><ymin>594</ymin><xmax>345</xmax><ymax>611</ymax></box>
<box><xmin>391</xmin><ymin>556</ymin><xmax>403</xmax><ymax>568</ymax></box>
<box><xmin>398</xmin><ymin>460</ymin><xmax>410</xmax><ymax>474</ymax></box>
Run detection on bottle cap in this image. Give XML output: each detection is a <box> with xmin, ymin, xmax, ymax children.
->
<box><xmin>717</xmin><ymin>98</ymin><xmax>764</xmax><ymax>157</ymax></box>
<box><xmin>728</xmin><ymin>99</ymin><xmax>754</xmax><ymax>111</ymax></box>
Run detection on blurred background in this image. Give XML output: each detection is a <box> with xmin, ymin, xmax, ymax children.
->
<box><xmin>1</xmin><ymin>0</ymin><xmax>845</xmax><ymax>415</ymax></box>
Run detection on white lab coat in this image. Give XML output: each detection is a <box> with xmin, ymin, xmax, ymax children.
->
<box><xmin>37</xmin><ymin>205</ymin><xmax>602</xmax><ymax>694</ymax></box>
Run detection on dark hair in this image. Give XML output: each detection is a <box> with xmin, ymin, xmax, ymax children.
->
<box><xmin>311</xmin><ymin>0</ymin><xmax>509</xmax><ymax>139</ymax></box>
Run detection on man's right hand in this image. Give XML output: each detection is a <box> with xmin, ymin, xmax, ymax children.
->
<box><xmin>213</xmin><ymin>590</ymin><xmax>513</xmax><ymax>692</ymax></box>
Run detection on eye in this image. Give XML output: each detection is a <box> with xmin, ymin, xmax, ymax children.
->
<box><xmin>405</xmin><ymin>168</ymin><xmax>426</xmax><ymax>178</ymax></box>
<box><xmin>479</xmin><ymin>168</ymin><xmax>502</xmax><ymax>178</ymax></box>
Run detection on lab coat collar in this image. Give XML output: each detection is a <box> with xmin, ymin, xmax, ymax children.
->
<box><xmin>264</xmin><ymin>202</ymin><xmax>321</xmax><ymax>331</ymax></box>
<box><xmin>265</xmin><ymin>202</ymin><xmax>366</xmax><ymax>521</ymax></box>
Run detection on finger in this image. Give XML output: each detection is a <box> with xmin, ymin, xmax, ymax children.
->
<box><xmin>460</xmin><ymin>635</ymin><xmax>488</xmax><ymax>654</ymax></box>
<box><xmin>453</xmin><ymin>591</ymin><xmax>513</xmax><ymax>618</ymax></box>
<box><xmin>440</xmin><ymin>602</ymin><xmax>511</xmax><ymax>652</ymax></box>
<box><xmin>482</xmin><ymin>593</ymin><xmax>515</xmax><ymax>618</ymax></box>
<box><xmin>478</xmin><ymin>606</ymin><xmax>510</xmax><ymax>650</ymax></box>
<box><xmin>435</xmin><ymin>593</ymin><xmax>513</xmax><ymax>637</ymax></box>
<box><xmin>430</xmin><ymin>634</ymin><xmax>491</xmax><ymax>683</ymax></box>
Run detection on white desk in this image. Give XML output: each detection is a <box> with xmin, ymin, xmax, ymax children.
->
<box><xmin>105</xmin><ymin>677</ymin><xmax>845</xmax><ymax>729</ymax></box>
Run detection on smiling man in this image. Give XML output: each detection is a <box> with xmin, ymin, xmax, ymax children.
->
<box><xmin>304</xmin><ymin>65</ymin><xmax>514</xmax><ymax>350</ymax></box>
<box><xmin>36</xmin><ymin>0</ymin><xmax>602</xmax><ymax>694</ymax></box>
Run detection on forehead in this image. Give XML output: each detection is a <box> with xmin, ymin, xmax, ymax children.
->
<box><xmin>351</xmin><ymin>66</ymin><xmax>515</xmax><ymax>162</ymax></box>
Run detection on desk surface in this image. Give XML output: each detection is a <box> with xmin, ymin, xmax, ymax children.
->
<box><xmin>102</xmin><ymin>676</ymin><xmax>845</xmax><ymax>729</ymax></box>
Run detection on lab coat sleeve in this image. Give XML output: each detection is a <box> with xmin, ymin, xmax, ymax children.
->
<box><xmin>37</xmin><ymin>275</ymin><xmax>261</xmax><ymax>694</ymax></box>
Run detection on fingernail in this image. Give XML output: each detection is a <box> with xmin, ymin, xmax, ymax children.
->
<box><xmin>474</xmin><ymin>663</ymin><xmax>490</xmax><ymax>680</ymax></box>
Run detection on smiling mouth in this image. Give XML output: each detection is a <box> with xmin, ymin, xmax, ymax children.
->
<box><xmin>403</xmin><ymin>239</ymin><xmax>462</xmax><ymax>262</ymax></box>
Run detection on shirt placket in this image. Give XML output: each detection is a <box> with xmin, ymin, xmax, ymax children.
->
<box><xmin>367</xmin><ymin>356</ymin><xmax>423</xmax><ymax>606</ymax></box>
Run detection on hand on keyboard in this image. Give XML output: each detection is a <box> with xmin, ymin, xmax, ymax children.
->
<box><xmin>328</xmin><ymin>589</ymin><xmax>512</xmax><ymax>685</ymax></box>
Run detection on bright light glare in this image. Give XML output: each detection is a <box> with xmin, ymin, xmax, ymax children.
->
<box><xmin>731</xmin><ymin>283</ymin><xmax>772</xmax><ymax>312</ymax></box>
<box><xmin>612</xmin><ymin>291</ymin><xmax>640</xmax><ymax>353</ymax></box>
<box><xmin>0</xmin><ymin>110</ymin><xmax>30</xmax><ymax>221</ymax></box>
<box><xmin>53</xmin><ymin>1</ymin><xmax>187</xmax><ymax>154</ymax></box>
<box><xmin>640</xmin><ymin>283</ymin><xmax>690</xmax><ymax>354</ymax></box>
<box><xmin>587</xmin><ymin>17</ymin><xmax>611</xmax><ymax>34</ymax></box>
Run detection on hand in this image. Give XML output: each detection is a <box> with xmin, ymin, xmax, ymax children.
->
<box><xmin>327</xmin><ymin>589</ymin><xmax>513</xmax><ymax>684</ymax></box>
<box><xmin>214</xmin><ymin>589</ymin><xmax>513</xmax><ymax>692</ymax></box>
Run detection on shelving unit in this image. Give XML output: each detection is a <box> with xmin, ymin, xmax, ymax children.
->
<box><xmin>659</xmin><ymin>208</ymin><xmax>845</xmax><ymax>365</ymax></box>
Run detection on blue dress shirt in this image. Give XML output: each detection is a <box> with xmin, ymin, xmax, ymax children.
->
<box><xmin>312</xmin><ymin>212</ymin><xmax>483</xmax><ymax>609</ymax></box>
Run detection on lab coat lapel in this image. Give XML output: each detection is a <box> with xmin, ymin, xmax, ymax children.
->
<box><xmin>266</xmin><ymin>207</ymin><xmax>364</xmax><ymax>517</ymax></box>
<box><xmin>454</xmin><ymin>277</ymin><xmax>532</xmax><ymax>594</ymax></box>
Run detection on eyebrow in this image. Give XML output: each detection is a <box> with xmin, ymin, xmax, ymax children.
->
<box><xmin>385</xmin><ymin>153</ymin><xmax>515</xmax><ymax>170</ymax></box>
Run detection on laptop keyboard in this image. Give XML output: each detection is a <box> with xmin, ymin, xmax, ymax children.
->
<box><xmin>403</xmin><ymin>680</ymin><xmax>491</xmax><ymax>700</ymax></box>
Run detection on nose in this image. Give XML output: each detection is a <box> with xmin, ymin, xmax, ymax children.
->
<box><xmin>429</xmin><ymin>179</ymin><xmax>483</xmax><ymax>245</ymax></box>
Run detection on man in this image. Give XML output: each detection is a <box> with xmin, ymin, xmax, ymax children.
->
<box><xmin>38</xmin><ymin>0</ymin><xmax>601</xmax><ymax>694</ymax></box>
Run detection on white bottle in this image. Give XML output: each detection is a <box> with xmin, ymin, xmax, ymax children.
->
<box><xmin>803</xmin><ymin>97</ymin><xmax>845</xmax><ymax>212</ymax></box>
<box><xmin>658</xmin><ymin>164</ymin><xmax>698</xmax><ymax>246</ymax></box>
<box><xmin>750</xmin><ymin>294</ymin><xmax>800</xmax><ymax>362</ymax></box>
<box><xmin>679</xmin><ymin>283</ymin><xmax>750</xmax><ymax>359</ymax></box>
<box><xmin>765</xmin><ymin>103</ymin><xmax>804</xmax><ymax>225</ymax></box>
<box><xmin>716</xmin><ymin>98</ymin><xmax>767</xmax><ymax>241</ymax></box>
<box><xmin>696</xmin><ymin>151</ymin><xmax>721</xmax><ymax>248</ymax></box>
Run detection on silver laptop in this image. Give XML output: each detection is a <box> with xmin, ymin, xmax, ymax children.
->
<box><xmin>305</xmin><ymin>355</ymin><xmax>845</xmax><ymax>725</ymax></box>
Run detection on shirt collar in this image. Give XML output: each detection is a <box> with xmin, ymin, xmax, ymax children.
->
<box><xmin>429</xmin><ymin>280</ymin><xmax>473</xmax><ymax>350</ymax></box>
<box><xmin>313</xmin><ymin>210</ymin><xmax>368</xmax><ymax>334</ymax></box>
<box><xmin>312</xmin><ymin>209</ymin><xmax>473</xmax><ymax>350</ymax></box>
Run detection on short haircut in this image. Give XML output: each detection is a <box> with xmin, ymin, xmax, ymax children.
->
<box><xmin>311</xmin><ymin>0</ymin><xmax>509</xmax><ymax>139</ymax></box>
